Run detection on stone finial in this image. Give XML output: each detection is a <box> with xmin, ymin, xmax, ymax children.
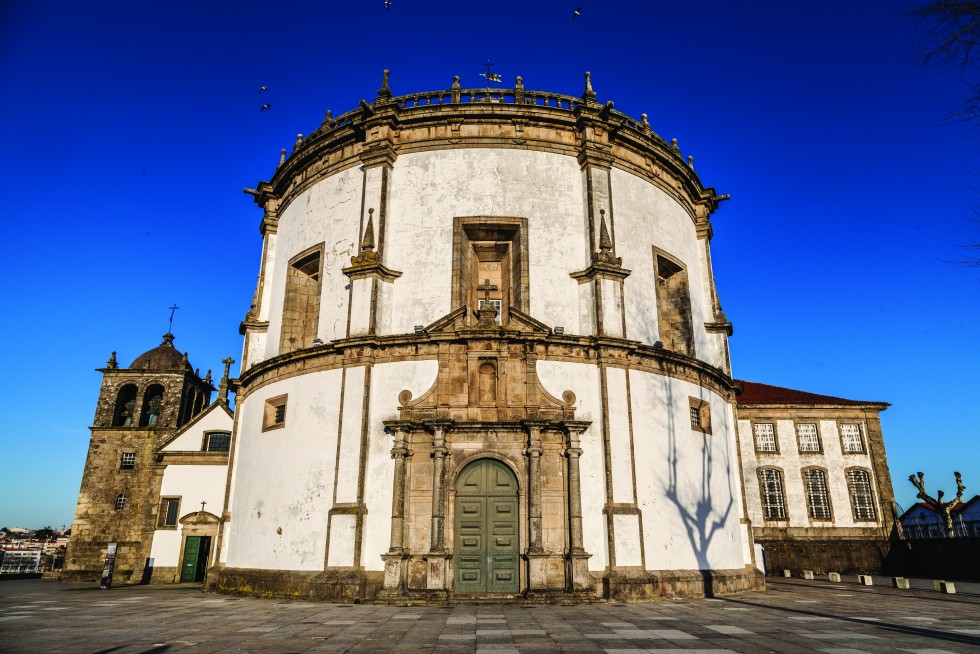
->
<box><xmin>377</xmin><ymin>69</ymin><xmax>393</xmax><ymax>102</ymax></box>
<box><xmin>641</xmin><ymin>113</ymin><xmax>651</xmax><ymax>132</ymax></box>
<box><xmin>195</xmin><ymin>368</ymin><xmax>200</xmax><ymax>376</ymax></box>
<box><xmin>106</xmin><ymin>351</ymin><xmax>118</xmax><ymax>369</ymax></box>
<box><xmin>204</xmin><ymin>369</ymin><xmax>212</xmax><ymax>385</ymax></box>
<box><xmin>582</xmin><ymin>71</ymin><xmax>597</xmax><ymax>105</ymax></box>
<box><xmin>293</xmin><ymin>134</ymin><xmax>304</xmax><ymax>151</ymax></box>
<box><xmin>671</xmin><ymin>138</ymin><xmax>680</xmax><ymax>153</ymax></box>
<box><xmin>181</xmin><ymin>352</ymin><xmax>189</xmax><ymax>364</ymax></box>
<box><xmin>361</xmin><ymin>209</ymin><xmax>376</xmax><ymax>252</ymax></box>
<box><xmin>219</xmin><ymin>357</ymin><xmax>235</xmax><ymax>403</ymax></box>
<box><xmin>598</xmin><ymin>209</ymin><xmax>613</xmax><ymax>252</ymax></box>
<box><xmin>451</xmin><ymin>75</ymin><xmax>461</xmax><ymax>103</ymax></box>
<box><xmin>515</xmin><ymin>76</ymin><xmax>525</xmax><ymax>104</ymax></box>
<box><xmin>279</xmin><ymin>149</ymin><xmax>287</xmax><ymax>167</ymax></box>
<box><xmin>688</xmin><ymin>155</ymin><xmax>694</xmax><ymax>168</ymax></box>
<box><xmin>592</xmin><ymin>209</ymin><xmax>622</xmax><ymax>267</ymax></box>
<box><xmin>322</xmin><ymin>109</ymin><xmax>333</xmax><ymax>127</ymax></box>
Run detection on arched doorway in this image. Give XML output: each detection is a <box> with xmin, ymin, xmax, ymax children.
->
<box><xmin>454</xmin><ymin>458</ymin><xmax>520</xmax><ymax>593</ymax></box>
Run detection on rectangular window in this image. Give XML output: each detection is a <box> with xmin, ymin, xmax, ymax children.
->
<box><xmin>753</xmin><ymin>423</ymin><xmax>777</xmax><ymax>452</ymax></box>
<box><xmin>653</xmin><ymin>250</ymin><xmax>695</xmax><ymax>357</ymax></box>
<box><xmin>688</xmin><ymin>398</ymin><xmax>711</xmax><ymax>434</ymax></box>
<box><xmin>205</xmin><ymin>432</ymin><xmax>231</xmax><ymax>452</ymax></box>
<box><xmin>847</xmin><ymin>469</ymin><xmax>877</xmax><ymax>520</ymax></box>
<box><xmin>840</xmin><ymin>423</ymin><xmax>865</xmax><ymax>453</ymax></box>
<box><xmin>796</xmin><ymin>423</ymin><xmax>821</xmax><ymax>453</ymax></box>
<box><xmin>119</xmin><ymin>452</ymin><xmax>136</xmax><ymax>470</ymax></box>
<box><xmin>803</xmin><ymin>469</ymin><xmax>832</xmax><ymax>520</ymax></box>
<box><xmin>159</xmin><ymin>497</ymin><xmax>180</xmax><ymax>527</ymax></box>
<box><xmin>760</xmin><ymin>469</ymin><xmax>786</xmax><ymax>519</ymax></box>
<box><xmin>114</xmin><ymin>494</ymin><xmax>126</xmax><ymax>511</ymax></box>
<box><xmin>452</xmin><ymin>217</ymin><xmax>529</xmax><ymax>328</ymax></box>
<box><xmin>279</xmin><ymin>246</ymin><xmax>323</xmax><ymax>354</ymax></box>
<box><xmin>263</xmin><ymin>395</ymin><xmax>288</xmax><ymax>431</ymax></box>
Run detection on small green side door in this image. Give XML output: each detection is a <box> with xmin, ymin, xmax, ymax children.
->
<box><xmin>180</xmin><ymin>536</ymin><xmax>211</xmax><ymax>582</ymax></box>
<box><xmin>454</xmin><ymin>459</ymin><xmax>519</xmax><ymax>593</ymax></box>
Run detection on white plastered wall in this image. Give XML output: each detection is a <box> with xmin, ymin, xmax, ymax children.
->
<box><xmin>737</xmin><ymin>417</ymin><xmax>882</xmax><ymax>529</ymax></box>
<box><xmin>359</xmin><ymin>360</ymin><xmax>439</xmax><ymax>571</ymax></box>
<box><xmin>224</xmin><ymin>369</ymin><xmax>344</xmax><ymax>570</ymax></box>
<box><xmin>610</xmin><ymin>169</ymin><xmax>718</xmax><ymax>367</ymax></box>
<box><xmin>382</xmin><ymin>149</ymin><xmax>587</xmax><ymax>335</ymax></box>
<box><xmin>148</xmin><ymin>464</ymin><xmax>229</xmax><ymax>567</ymax></box>
<box><xmin>535</xmin><ymin>360</ymin><xmax>607</xmax><ymax>570</ymax></box>
<box><xmin>629</xmin><ymin>372</ymin><xmax>747</xmax><ymax>570</ymax></box>
<box><xmin>263</xmin><ymin>167</ymin><xmax>363</xmax><ymax>359</ymax></box>
<box><xmin>160</xmin><ymin>405</ymin><xmax>233</xmax><ymax>451</ymax></box>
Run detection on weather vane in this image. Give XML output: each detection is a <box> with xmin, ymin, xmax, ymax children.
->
<box><xmin>479</xmin><ymin>59</ymin><xmax>502</xmax><ymax>92</ymax></box>
<box><xmin>168</xmin><ymin>304</ymin><xmax>180</xmax><ymax>333</ymax></box>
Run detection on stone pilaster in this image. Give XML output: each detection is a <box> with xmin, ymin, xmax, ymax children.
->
<box><xmin>564</xmin><ymin>421</ymin><xmax>593</xmax><ymax>590</ymax></box>
<box><xmin>381</xmin><ymin>423</ymin><xmax>412</xmax><ymax>592</ymax></box>
<box><xmin>424</xmin><ymin>421</ymin><xmax>453</xmax><ymax>590</ymax></box>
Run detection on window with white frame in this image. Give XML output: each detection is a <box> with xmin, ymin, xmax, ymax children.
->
<box><xmin>797</xmin><ymin>423</ymin><xmax>821</xmax><ymax>453</ymax></box>
<box><xmin>119</xmin><ymin>452</ymin><xmax>136</xmax><ymax>470</ymax></box>
<box><xmin>847</xmin><ymin>469</ymin><xmax>876</xmax><ymax>520</ymax></box>
<box><xmin>759</xmin><ymin>469</ymin><xmax>786</xmax><ymax>519</ymax></box>
<box><xmin>840</xmin><ymin>423</ymin><xmax>864</xmax><ymax>453</ymax></box>
<box><xmin>114</xmin><ymin>494</ymin><xmax>127</xmax><ymax>510</ymax></box>
<box><xmin>803</xmin><ymin>468</ymin><xmax>832</xmax><ymax>519</ymax></box>
<box><xmin>753</xmin><ymin>423</ymin><xmax>777</xmax><ymax>452</ymax></box>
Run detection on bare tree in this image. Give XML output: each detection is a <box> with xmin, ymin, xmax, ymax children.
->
<box><xmin>908</xmin><ymin>471</ymin><xmax>966</xmax><ymax>537</ymax></box>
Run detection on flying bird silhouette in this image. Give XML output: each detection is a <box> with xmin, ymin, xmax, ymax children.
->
<box><xmin>260</xmin><ymin>104</ymin><xmax>271</xmax><ymax>111</ymax></box>
<box><xmin>385</xmin><ymin>0</ymin><xmax>391</xmax><ymax>9</ymax></box>
<box><xmin>572</xmin><ymin>6</ymin><xmax>583</xmax><ymax>19</ymax></box>
<box><xmin>259</xmin><ymin>85</ymin><xmax>268</xmax><ymax>93</ymax></box>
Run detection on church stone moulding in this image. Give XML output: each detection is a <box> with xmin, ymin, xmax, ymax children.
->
<box><xmin>216</xmin><ymin>71</ymin><xmax>762</xmax><ymax>603</ymax></box>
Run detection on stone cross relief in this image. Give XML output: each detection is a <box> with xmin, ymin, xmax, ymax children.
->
<box><xmin>477</xmin><ymin>278</ymin><xmax>498</xmax><ymax>309</ymax></box>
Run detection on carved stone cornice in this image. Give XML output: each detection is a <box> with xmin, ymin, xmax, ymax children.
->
<box><xmin>704</xmin><ymin>320</ymin><xmax>733</xmax><ymax>336</ymax></box>
<box><xmin>341</xmin><ymin>254</ymin><xmax>403</xmax><ymax>283</ymax></box>
<box><xmin>569</xmin><ymin>261</ymin><xmax>632</xmax><ymax>282</ymax></box>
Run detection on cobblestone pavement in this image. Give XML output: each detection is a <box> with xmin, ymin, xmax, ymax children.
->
<box><xmin>1</xmin><ymin>577</ymin><xmax>978</xmax><ymax>653</ymax></box>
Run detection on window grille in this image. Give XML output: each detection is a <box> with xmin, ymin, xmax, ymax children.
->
<box><xmin>120</xmin><ymin>452</ymin><xmax>136</xmax><ymax>470</ymax></box>
<box><xmin>205</xmin><ymin>432</ymin><xmax>231</xmax><ymax>452</ymax></box>
<box><xmin>840</xmin><ymin>423</ymin><xmax>864</xmax><ymax>453</ymax></box>
<box><xmin>847</xmin><ymin>469</ymin><xmax>876</xmax><ymax>520</ymax></box>
<box><xmin>754</xmin><ymin>423</ymin><xmax>777</xmax><ymax>452</ymax></box>
<box><xmin>274</xmin><ymin>404</ymin><xmax>286</xmax><ymax>424</ymax></box>
<box><xmin>114</xmin><ymin>494</ymin><xmax>126</xmax><ymax>510</ymax></box>
<box><xmin>690</xmin><ymin>407</ymin><xmax>702</xmax><ymax>429</ymax></box>
<box><xmin>760</xmin><ymin>469</ymin><xmax>786</xmax><ymax>519</ymax></box>
<box><xmin>797</xmin><ymin>423</ymin><xmax>820</xmax><ymax>452</ymax></box>
<box><xmin>803</xmin><ymin>469</ymin><xmax>832</xmax><ymax>519</ymax></box>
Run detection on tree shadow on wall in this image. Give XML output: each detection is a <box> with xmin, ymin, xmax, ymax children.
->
<box><xmin>661</xmin><ymin>378</ymin><xmax>734</xmax><ymax>597</ymax></box>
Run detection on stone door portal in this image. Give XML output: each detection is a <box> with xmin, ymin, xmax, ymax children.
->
<box><xmin>180</xmin><ymin>535</ymin><xmax>211</xmax><ymax>582</ymax></box>
<box><xmin>454</xmin><ymin>459</ymin><xmax>520</xmax><ymax>593</ymax></box>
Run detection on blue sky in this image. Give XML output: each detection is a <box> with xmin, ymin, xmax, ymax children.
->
<box><xmin>0</xmin><ymin>1</ymin><xmax>976</xmax><ymax>528</ymax></box>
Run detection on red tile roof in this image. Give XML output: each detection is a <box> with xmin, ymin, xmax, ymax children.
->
<box><xmin>735</xmin><ymin>380</ymin><xmax>888</xmax><ymax>407</ymax></box>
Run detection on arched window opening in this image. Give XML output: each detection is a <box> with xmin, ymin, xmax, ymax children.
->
<box><xmin>847</xmin><ymin>469</ymin><xmax>877</xmax><ymax>521</ymax></box>
<box><xmin>192</xmin><ymin>389</ymin><xmax>205</xmax><ymax>417</ymax></box>
<box><xmin>280</xmin><ymin>246</ymin><xmax>323</xmax><ymax>354</ymax></box>
<box><xmin>803</xmin><ymin>468</ymin><xmax>832</xmax><ymax>520</ymax></box>
<box><xmin>112</xmin><ymin>385</ymin><xmax>139</xmax><ymax>427</ymax></box>
<box><xmin>759</xmin><ymin>468</ymin><xmax>786</xmax><ymax>520</ymax></box>
<box><xmin>139</xmin><ymin>384</ymin><xmax>165</xmax><ymax>427</ymax></box>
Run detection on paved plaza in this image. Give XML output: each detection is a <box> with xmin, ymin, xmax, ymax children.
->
<box><xmin>1</xmin><ymin>577</ymin><xmax>978</xmax><ymax>653</ymax></box>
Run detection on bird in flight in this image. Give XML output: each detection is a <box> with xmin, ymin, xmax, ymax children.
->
<box><xmin>260</xmin><ymin>104</ymin><xmax>271</xmax><ymax>111</ymax></box>
<box><xmin>385</xmin><ymin>0</ymin><xmax>391</xmax><ymax>9</ymax></box>
<box><xmin>259</xmin><ymin>85</ymin><xmax>268</xmax><ymax>93</ymax></box>
<box><xmin>572</xmin><ymin>6</ymin><xmax>583</xmax><ymax>19</ymax></box>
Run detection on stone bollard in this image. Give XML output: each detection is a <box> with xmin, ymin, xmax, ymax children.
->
<box><xmin>782</xmin><ymin>569</ymin><xmax>792</xmax><ymax>578</ymax></box>
<box><xmin>858</xmin><ymin>575</ymin><xmax>873</xmax><ymax>585</ymax></box>
<box><xmin>828</xmin><ymin>572</ymin><xmax>841</xmax><ymax>582</ymax></box>
<box><xmin>933</xmin><ymin>580</ymin><xmax>944</xmax><ymax>592</ymax></box>
<box><xmin>938</xmin><ymin>581</ymin><xmax>956</xmax><ymax>594</ymax></box>
<box><xmin>802</xmin><ymin>570</ymin><xmax>814</xmax><ymax>580</ymax></box>
<box><xmin>892</xmin><ymin>577</ymin><xmax>910</xmax><ymax>589</ymax></box>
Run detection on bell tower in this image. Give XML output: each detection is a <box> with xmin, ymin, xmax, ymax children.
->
<box><xmin>63</xmin><ymin>333</ymin><xmax>215</xmax><ymax>583</ymax></box>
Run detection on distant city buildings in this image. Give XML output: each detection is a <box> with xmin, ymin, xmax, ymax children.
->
<box><xmin>0</xmin><ymin>528</ymin><xmax>69</xmax><ymax>574</ymax></box>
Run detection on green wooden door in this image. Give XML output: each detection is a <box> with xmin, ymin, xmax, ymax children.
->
<box><xmin>180</xmin><ymin>536</ymin><xmax>211</xmax><ymax>582</ymax></box>
<box><xmin>454</xmin><ymin>459</ymin><xmax>519</xmax><ymax>593</ymax></box>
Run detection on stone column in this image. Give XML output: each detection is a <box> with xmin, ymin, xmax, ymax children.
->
<box><xmin>424</xmin><ymin>420</ymin><xmax>453</xmax><ymax>591</ymax></box>
<box><xmin>564</xmin><ymin>421</ymin><xmax>593</xmax><ymax>590</ymax></box>
<box><xmin>525</xmin><ymin>424</ymin><xmax>544</xmax><ymax>554</ymax></box>
<box><xmin>381</xmin><ymin>424</ymin><xmax>411</xmax><ymax>592</ymax></box>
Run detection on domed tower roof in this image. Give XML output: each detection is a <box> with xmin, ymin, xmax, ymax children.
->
<box><xmin>129</xmin><ymin>333</ymin><xmax>193</xmax><ymax>371</ymax></box>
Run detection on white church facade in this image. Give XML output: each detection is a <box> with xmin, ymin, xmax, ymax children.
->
<box><xmin>66</xmin><ymin>73</ymin><xmax>896</xmax><ymax>600</ymax></box>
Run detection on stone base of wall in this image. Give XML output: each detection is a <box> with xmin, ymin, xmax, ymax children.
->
<box><xmin>148</xmin><ymin>566</ymin><xmax>178</xmax><ymax>584</ymax></box>
<box><xmin>599</xmin><ymin>567</ymin><xmax>765</xmax><ymax>601</ymax></box>
<box><xmin>209</xmin><ymin>567</ymin><xmax>384</xmax><ymax>601</ymax></box>
<box><xmin>209</xmin><ymin>566</ymin><xmax>763</xmax><ymax>602</ymax></box>
<box><xmin>756</xmin><ymin>538</ymin><xmax>890</xmax><ymax>575</ymax></box>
